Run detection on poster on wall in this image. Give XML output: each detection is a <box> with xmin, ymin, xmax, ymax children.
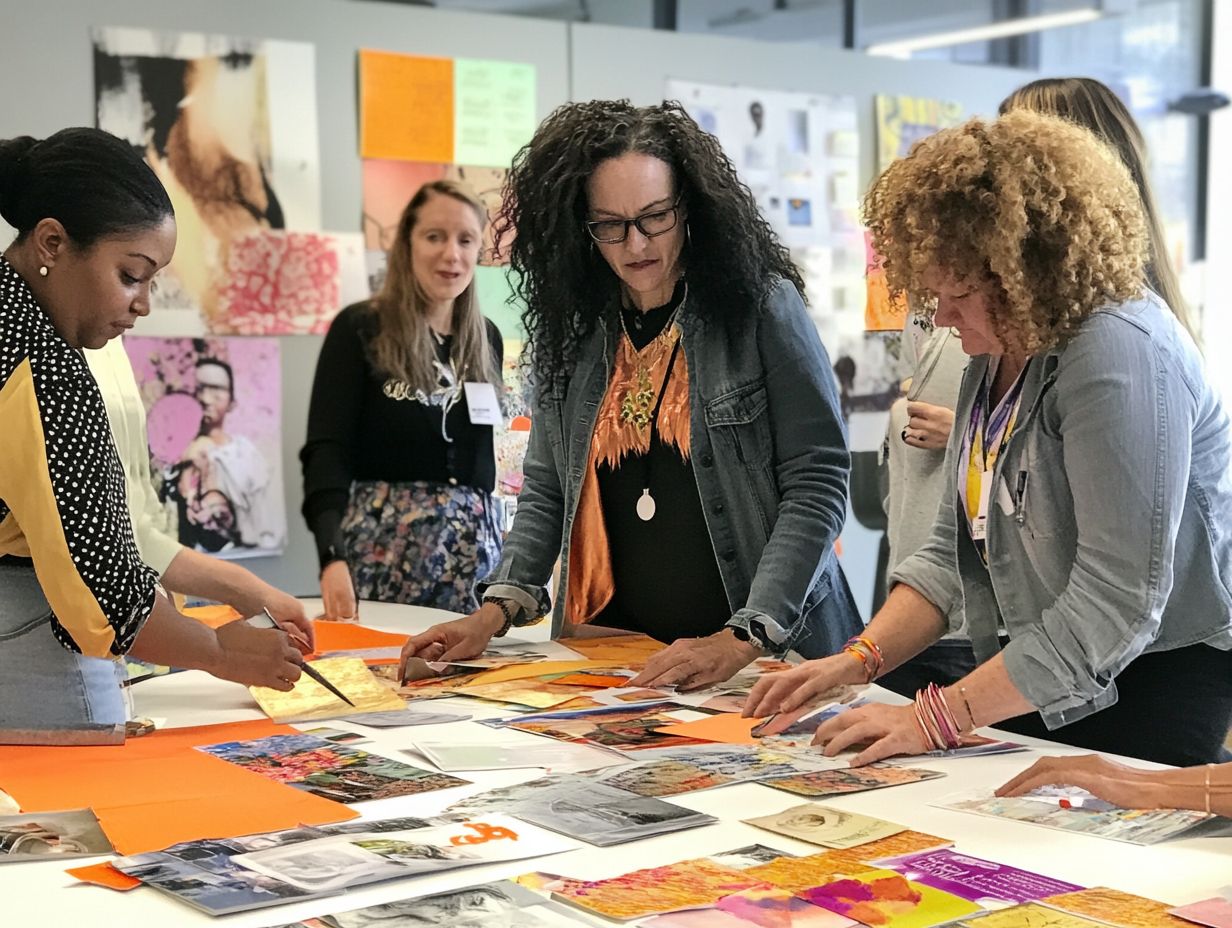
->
<box><xmin>668</xmin><ymin>79</ymin><xmax>895</xmax><ymax>442</ymax></box>
<box><xmin>866</xmin><ymin>95</ymin><xmax>964</xmax><ymax>336</ymax></box>
<box><xmin>125</xmin><ymin>336</ymin><xmax>287</xmax><ymax>559</ymax></box>
<box><xmin>874</xmin><ymin>94</ymin><xmax>964</xmax><ymax>175</ymax></box>
<box><xmin>360</xmin><ymin>49</ymin><xmax>537</xmax><ymax>502</ymax></box>
<box><xmin>92</xmin><ymin>27</ymin><xmax>347</xmax><ymax>336</ymax></box>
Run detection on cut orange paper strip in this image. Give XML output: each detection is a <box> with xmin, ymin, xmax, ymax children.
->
<box><xmin>311</xmin><ymin>621</ymin><xmax>410</xmax><ymax>656</ymax></box>
<box><xmin>553</xmin><ymin>673</ymin><xmax>633</xmax><ymax>688</ymax></box>
<box><xmin>360</xmin><ymin>49</ymin><xmax>454</xmax><ymax>162</ymax></box>
<box><xmin>655</xmin><ymin>713</ymin><xmax>763</xmax><ymax>745</ymax></box>
<box><xmin>0</xmin><ymin>719</ymin><xmax>356</xmax><ymax>855</ymax></box>
<box><xmin>463</xmin><ymin>660</ymin><xmax>622</xmax><ymax>687</ymax></box>
<box><xmin>66</xmin><ymin>862</ymin><xmax>141</xmax><ymax>892</ymax></box>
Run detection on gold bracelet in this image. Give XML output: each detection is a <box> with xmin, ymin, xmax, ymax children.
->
<box><xmin>958</xmin><ymin>685</ymin><xmax>976</xmax><ymax>731</ymax></box>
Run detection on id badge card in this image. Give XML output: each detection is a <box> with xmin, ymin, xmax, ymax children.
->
<box><xmin>464</xmin><ymin>382</ymin><xmax>502</xmax><ymax>426</ymax></box>
<box><xmin>971</xmin><ymin>477</ymin><xmax>992</xmax><ymax>541</ymax></box>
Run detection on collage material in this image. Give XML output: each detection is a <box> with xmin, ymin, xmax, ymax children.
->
<box><xmin>800</xmin><ymin>868</ymin><xmax>984</xmax><ymax>928</ymax></box>
<box><xmin>490</xmin><ymin>702</ymin><xmax>715</xmax><ymax>753</ymax></box>
<box><xmin>549</xmin><ymin>858</ymin><xmax>770</xmax><ymax>921</ymax></box>
<box><xmin>1041</xmin><ymin>887</ymin><xmax>1194</xmax><ymax>928</ymax></box>
<box><xmin>763</xmin><ymin>764</ymin><xmax>945</xmax><ymax>799</ymax></box>
<box><xmin>878</xmin><ymin>848</ymin><xmax>1084</xmax><ymax>905</ymax></box>
<box><xmin>743</xmin><ymin>803</ymin><xmax>907</xmax><ymax>849</ymax></box>
<box><xmin>248</xmin><ymin>657</ymin><xmax>406</xmax><ymax>723</ymax></box>
<box><xmin>197</xmin><ymin>732</ymin><xmax>469</xmax><ymax>803</ymax></box>
<box><xmin>303</xmin><ymin>879</ymin><xmax>584</xmax><ymax>928</ymax></box>
<box><xmin>0</xmin><ymin>809</ymin><xmax>113</xmax><ymax>862</ymax></box>
<box><xmin>940</xmin><ymin>793</ymin><xmax>1216</xmax><ymax>845</ymax></box>
<box><xmin>500</xmin><ymin>777</ymin><xmax>717</xmax><ymax>847</ymax></box>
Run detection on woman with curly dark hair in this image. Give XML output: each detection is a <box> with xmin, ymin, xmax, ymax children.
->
<box><xmin>401</xmin><ymin>100</ymin><xmax>860</xmax><ymax>689</ymax></box>
<box><xmin>747</xmin><ymin>109</ymin><xmax>1232</xmax><ymax>768</ymax></box>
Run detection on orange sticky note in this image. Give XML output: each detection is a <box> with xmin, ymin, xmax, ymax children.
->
<box><xmin>655</xmin><ymin>713</ymin><xmax>763</xmax><ymax>746</ymax></box>
<box><xmin>183</xmin><ymin>604</ymin><xmax>243</xmax><ymax>629</ymax></box>
<box><xmin>360</xmin><ymin>49</ymin><xmax>454</xmax><ymax>162</ymax></box>
<box><xmin>0</xmin><ymin>719</ymin><xmax>357</xmax><ymax>855</ymax></box>
<box><xmin>67</xmin><ymin>862</ymin><xmax>141</xmax><ymax>892</ymax></box>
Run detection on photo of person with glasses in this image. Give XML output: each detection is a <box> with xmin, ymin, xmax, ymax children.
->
<box><xmin>402</xmin><ymin>100</ymin><xmax>860</xmax><ymax>691</ymax></box>
<box><xmin>181</xmin><ymin>356</ymin><xmax>284</xmax><ymax>552</ymax></box>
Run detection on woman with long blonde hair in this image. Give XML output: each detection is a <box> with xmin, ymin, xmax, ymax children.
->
<box><xmin>302</xmin><ymin>180</ymin><xmax>504</xmax><ymax>620</ymax></box>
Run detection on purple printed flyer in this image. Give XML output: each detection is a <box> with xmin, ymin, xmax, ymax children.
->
<box><xmin>877</xmin><ymin>848</ymin><xmax>1084</xmax><ymax>905</ymax></box>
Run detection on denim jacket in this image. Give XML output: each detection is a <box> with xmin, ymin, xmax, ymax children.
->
<box><xmin>480</xmin><ymin>278</ymin><xmax>861</xmax><ymax>658</ymax></box>
<box><xmin>892</xmin><ymin>291</ymin><xmax>1232</xmax><ymax>728</ymax></box>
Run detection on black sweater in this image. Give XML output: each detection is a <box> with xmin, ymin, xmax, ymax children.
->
<box><xmin>300</xmin><ymin>302</ymin><xmax>504</xmax><ymax>569</ymax></box>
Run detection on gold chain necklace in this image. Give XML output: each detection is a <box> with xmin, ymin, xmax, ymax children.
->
<box><xmin>617</xmin><ymin>284</ymin><xmax>686</xmax><ymax>432</ymax></box>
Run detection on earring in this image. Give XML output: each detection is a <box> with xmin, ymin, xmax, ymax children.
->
<box><xmin>686</xmin><ymin>224</ymin><xmax>693</xmax><ymax>248</ymax></box>
<box><xmin>38</xmin><ymin>266</ymin><xmax>48</xmax><ymax>277</ymax></box>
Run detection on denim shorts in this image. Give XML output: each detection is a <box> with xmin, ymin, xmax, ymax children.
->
<box><xmin>0</xmin><ymin>560</ymin><xmax>126</xmax><ymax>728</ymax></box>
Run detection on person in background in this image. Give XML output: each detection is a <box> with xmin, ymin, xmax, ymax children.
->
<box><xmin>745</xmin><ymin>110</ymin><xmax>1232</xmax><ymax>768</ymax></box>
<box><xmin>301</xmin><ymin>180</ymin><xmax>504</xmax><ymax>622</ymax></box>
<box><xmin>876</xmin><ymin>75</ymin><xmax>1200</xmax><ymax>697</ymax></box>
<box><xmin>0</xmin><ymin>127</ymin><xmax>303</xmax><ymax>729</ymax></box>
<box><xmin>401</xmin><ymin>100</ymin><xmax>860</xmax><ymax>690</ymax></box>
<box><xmin>85</xmin><ymin>339</ymin><xmax>313</xmax><ymax>647</ymax></box>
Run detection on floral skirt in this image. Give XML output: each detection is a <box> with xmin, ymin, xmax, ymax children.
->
<box><xmin>341</xmin><ymin>480</ymin><xmax>502</xmax><ymax>614</ymax></box>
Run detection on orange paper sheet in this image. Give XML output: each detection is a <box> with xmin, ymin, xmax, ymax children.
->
<box><xmin>464</xmin><ymin>660</ymin><xmax>621</xmax><ymax>687</ymax></box>
<box><xmin>655</xmin><ymin>713</ymin><xmax>763</xmax><ymax>745</ymax></box>
<box><xmin>183</xmin><ymin>604</ymin><xmax>243</xmax><ymax>629</ymax></box>
<box><xmin>311</xmin><ymin>621</ymin><xmax>410</xmax><ymax>655</ymax></box>
<box><xmin>562</xmin><ymin>634</ymin><xmax>666</xmax><ymax>667</ymax></box>
<box><xmin>67</xmin><ymin>862</ymin><xmax>141</xmax><ymax>891</ymax></box>
<box><xmin>360</xmin><ymin>49</ymin><xmax>454</xmax><ymax>161</ymax></box>
<box><xmin>0</xmin><ymin>720</ymin><xmax>357</xmax><ymax>854</ymax></box>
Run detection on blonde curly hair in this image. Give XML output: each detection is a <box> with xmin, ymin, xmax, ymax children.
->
<box><xmin>864</xmin><ymin>109</ymin><xmax>1148</xmax><ymax>354</ymax></box>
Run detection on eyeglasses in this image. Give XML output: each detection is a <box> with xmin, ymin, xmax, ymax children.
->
<box><xmin>586</xmin><ymin>198</ymin><xmax>683</xmax><ymax>244</ymax></box>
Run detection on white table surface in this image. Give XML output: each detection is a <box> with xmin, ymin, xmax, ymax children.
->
<box><xmin>9</xmin><ymin>600</ymin><xmax>1232</xmax><ymax>926</ymax></box>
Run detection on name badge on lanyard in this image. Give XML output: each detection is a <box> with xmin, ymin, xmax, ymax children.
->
<box><xmin>971</xmin><ymin>476</ymin><xmax>993</xmax><ymax>541</ymax></box>
<box><xmin>464</xmin><ymin>382</ymin><xmax>502</xmax><ymax>426</ymax></box>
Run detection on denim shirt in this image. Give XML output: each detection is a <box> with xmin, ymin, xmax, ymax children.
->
<box><xmin>480</xmin><ymin>278</ymin><xmax>861</xmax><ymax>658</ymax></box>
<box><xmin>892</xmin><ymin>291</ymin><xmax>1232</xmax><ymax>728</ymax></box>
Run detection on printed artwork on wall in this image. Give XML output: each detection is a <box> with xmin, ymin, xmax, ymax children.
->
<box><xmin>125</xmin><ymin>336</ymin><xmax>287</xmax><ymax>559</ymax></box>
<box><xmin>93</xmin><ymin>26</ymin><xmax>354</xmax><ymax>336</ymax></box>
<box><xmin>875</xmin><ymin>94</ymin><xmax>964</xmax><ymax>175</ymax></box>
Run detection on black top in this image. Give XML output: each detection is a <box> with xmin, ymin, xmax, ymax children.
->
<box><xmin>593</xmin><ymin>287</ymin><xmax>732</xmax><ymax>641</ymax></box>
<box><xmin>300</xmin><ymin>302</ymin><xmax>504</xmax><ymax>568</ymax></box>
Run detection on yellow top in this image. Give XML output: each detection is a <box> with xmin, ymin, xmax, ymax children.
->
<box><xmin>0</xmin><ymin>258</ymin><xmax>156</xmax><ymax>657</ymax></box>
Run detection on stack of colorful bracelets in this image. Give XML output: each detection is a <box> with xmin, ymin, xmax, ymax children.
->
<box><xmin>913</xmin><ymin>681</ymin><xmax>971</xmax><ymax>751</ymax></box>
<box><xmin>841</xmin><ymin>635</ymin><xmax>884</xmax><ymax>683</ymax></box>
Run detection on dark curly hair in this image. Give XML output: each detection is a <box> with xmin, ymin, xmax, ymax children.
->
<box><xmin>494</xmin><ymin>99</ymin><xmax>804</xmax><ymax>390</ymax></box>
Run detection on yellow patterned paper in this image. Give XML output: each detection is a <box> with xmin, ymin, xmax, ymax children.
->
<box><xmin>250</xmin><ymin>657</ymin><xmax>404</xmax><ymax>723</ymax></box>
<box><xmin>1040</xmin><ymin>888</ymin><xmax>1187</xmax><ymax>928</ymax></box>
<box><xmin>745</xmin><ymin>851</ymin><xmax>877</xmax><ymax>892</ymax></box>
<box><xmin>551</xmin><ymin>859</ymin><xmax>769</xmax><ymax>921</ymax></box>
<box><xmin>959</xmin><ymin>902</ymin><xmax>1110</xmax><ymax>928</ymax></box>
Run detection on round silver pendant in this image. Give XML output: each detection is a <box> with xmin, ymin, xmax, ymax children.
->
<box><xmin>636</xmin><ymin>489</ymin><xmax>657</xmax><ymax>522</ymax></box>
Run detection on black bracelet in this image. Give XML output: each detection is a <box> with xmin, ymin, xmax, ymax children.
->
<box><xmin>489</xmin><ymin>597</ymin><xmax>519</xmax><ymax>638</ymax></box>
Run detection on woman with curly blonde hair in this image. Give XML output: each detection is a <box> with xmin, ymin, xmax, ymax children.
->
<box><xmin>747</xmin><ymin>109</ymin><xmax>1232</xmax><ymax>767</ymax></box>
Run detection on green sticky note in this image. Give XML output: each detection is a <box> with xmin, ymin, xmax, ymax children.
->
<box><xmin>474</xmin><ymin>264</ymin><xmax>524</xmax><ymax>337</ymax></box>
<box><xmin>454</xmin><ymin>58</ymin><xmax>537</xmax><ymax>167</ymax></box>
